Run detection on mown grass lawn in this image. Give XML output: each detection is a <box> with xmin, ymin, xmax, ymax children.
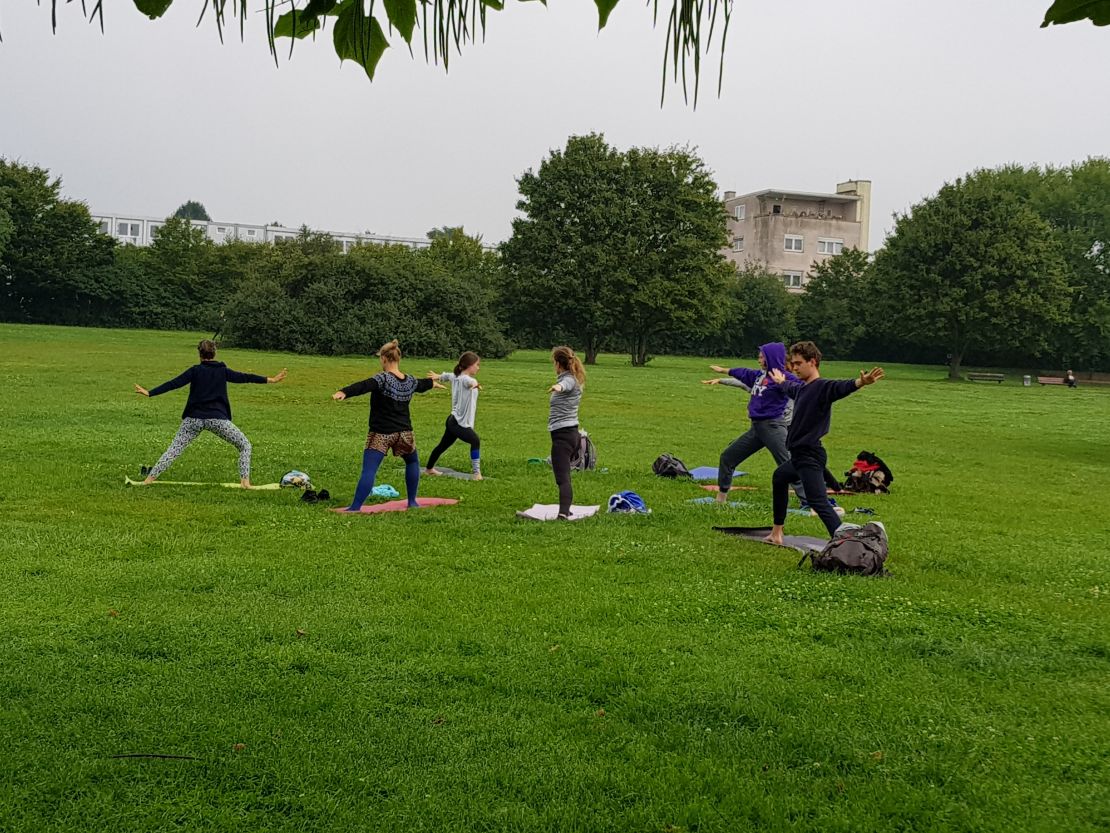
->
<box><xmin>0</xmin><ymin>323</ymin><xmax>1107</xmax><ymax>832</ymax></box>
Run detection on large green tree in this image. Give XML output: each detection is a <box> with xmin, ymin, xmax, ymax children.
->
<box><xmin>795</xmin><ymin>248</ymin><xmax>872</xmax><ymax>361</ymax></box>
<box><xmin>0</xmin><ymin>159</ymin><xmax>116</xmax><ymax>324</ymax></box>
<box><xmin>870</xmin><ymin>172</ymin><xmax>1072</xmax><ymax>380</ymax></box>
<box><xmin>501</xmin><ymin>135</ymin><xmax>729</xmax><ymax>365</ymax></box>
<box><xmin>613</xmin><ymin>146</ymin><xmax>732</xmax><ymax>366</ymax></box>
<box><xmin>500</xmin><ymin>134</ymin><xmax>628</xmax><ymax>364</ymax></box>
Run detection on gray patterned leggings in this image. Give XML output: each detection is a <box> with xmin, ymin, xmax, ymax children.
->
<box><xmin>149</xmin><ymin>418</ymin><xmax>252</xmax><ymax>480</ymax></box>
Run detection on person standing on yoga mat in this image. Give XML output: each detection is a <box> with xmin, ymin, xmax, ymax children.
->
<box><xmin>764</xmin><ymin>341</ymin><xmax>884</xmax><ymax>545</ymax></box>
<box><xmin>332</xmin><ymin>339</ymin><xmax>443</xmax><ymax>512</ymax></box>
<box><xmin>134</xmin><ymin>339</ymin><xmax>287</xmax><ymax>489</ymax></box>
<box><xmin>548</xmin><ymin>345</ymin><xmax>586</xmax><ymax>521</ymax></box>
<box><xmin>702</xmin><ymin>342</ymin><xmax>805</xmax><ymax>505</ymax></box>
<box><xmin>423</xmin><ymin>351</ymin><xmax>484</xmax><ymax>480</ymax></box>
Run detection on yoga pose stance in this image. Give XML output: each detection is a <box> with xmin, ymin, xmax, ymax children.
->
<box><xmin>424</xmin><ymin>351</ymin><xmax>483</xmax><ymax>479</ymax></box>
<box><xmin>764</xmin><ymin>341</ymin><xmax>884</xmax><ymax>545</ymax></box>
<box><xmin>548</xmin><ymin>346</ymin><xmax>586</xmax><ymax>521</ymax></box>
<box><xmin>702</xmin><ymin>342</ymin><xmax>805</xmax><ymax>504</ymax></box>
<box><xmin>333</xmin><ymin>339</ymin><xmax>442</xmax><ymax>512</ymax></box>
<box><xmin>134</xmin><ymin>339</ymin><xmax>286</xmax><ymax>488</ymax></box>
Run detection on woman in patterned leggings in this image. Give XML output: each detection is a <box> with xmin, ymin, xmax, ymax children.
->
<box><xmin>135</xmin><ymin>340</ymin><xmax>287</xmax><ymax>488</ymax></box>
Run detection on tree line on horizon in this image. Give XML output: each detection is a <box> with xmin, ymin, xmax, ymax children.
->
<box><xmin>1</xmin><ymin>144</ymin><xmax>1107</xmax><ymax>375</ymax></box>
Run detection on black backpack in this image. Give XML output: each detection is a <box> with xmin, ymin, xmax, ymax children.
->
<box><xmin>570</xmin><ymin>430</ymin><xmax>597</xmax><ymax>471</ymax></box>
<box><xmin>799</xmin><ymin>522</ymin><xmax>890</xmax><ymax>576</ymax></box>
<box><xmin>652</xmin><ymin>453</ymin><xmax>692</xmax><ymax>478</ymax></box>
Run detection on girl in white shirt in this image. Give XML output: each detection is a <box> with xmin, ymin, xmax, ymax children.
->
<box><xmin>424</xmin><ymin>351</ymin><xmax>483</xmax><ymax>479</ymax></box>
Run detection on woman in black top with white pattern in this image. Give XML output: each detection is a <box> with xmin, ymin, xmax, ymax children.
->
<box><xmin>333</xmin><ymin>339</ymin><xmax>443</xmax><ymax>511</ymax></box>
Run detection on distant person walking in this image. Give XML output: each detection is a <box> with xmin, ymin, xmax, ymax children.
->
<box><xmin>134</xmin><ymin>339</ymin><xmax>286</xmax><ymax>488</ymax></box>
<box><xmin>548</xmin><ymin>346</ymin><xmax>586</xmax><ymax>521</ymax></box>
<box><xmin>424</xmin><ymin>351</ymin><xmax>484</xmax><ymax>479</ymax></box>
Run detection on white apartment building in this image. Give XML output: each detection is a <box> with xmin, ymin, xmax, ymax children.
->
<box><xmin>90</xmin><ymin>212</ymin><xmax>434</xmax><ymax>253</ymax></box>
<box><xmin>720</xmin><ymin>180</ymin><xmax>872</xmax><ymax>293</ymax></box>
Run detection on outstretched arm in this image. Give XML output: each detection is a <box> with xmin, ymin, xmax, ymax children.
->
<box><xmin>145</xmin><ymin>368</ymin><xmax>193</xmax><ymax>397</ymax></box>
<box><xmin>134</xmin><ymin>385</ymin><xmax>150</xmax><ymax>397</ymax></box>
<box><xmin>267</xmin><ymin>369</ymin><xmax>287</xmax><ymax>384</ymax></box>
<box><xmin>709</xmin><ymin>365</ymin><xmax>729</xmax><ymax>374</ymax></box>
<box><xmin>334</xmin><ymin>377</ymin><xmax>379</xmax><ymax>401</ymax></box>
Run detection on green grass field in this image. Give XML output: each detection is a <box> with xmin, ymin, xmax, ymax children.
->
<box><xmin>1</xmin><ymin>323</ymin><xmax>1107</xmax><ymax>832</ymax></box>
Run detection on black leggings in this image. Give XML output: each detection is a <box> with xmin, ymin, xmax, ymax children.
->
<box><xmin>550</xmin><ymin>425</ymin><xmax>578</xmax><ymax>516</ymax></box>
<box><xmin>425</xmin><ymin>415</ymin><xmax>480</xmax><ymax>470</ymax></box>
<box><xmin>773</xmin><ymin>446</ymin><xmax>842</xmax><ymax>537</ymax></box>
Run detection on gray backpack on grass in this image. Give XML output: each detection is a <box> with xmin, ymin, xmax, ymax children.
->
<box><xmin>798</xmin><ymin>521</ymin><xmax>890</xmax><ymax>576</ymax></box>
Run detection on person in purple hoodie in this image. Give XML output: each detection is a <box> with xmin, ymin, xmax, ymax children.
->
<box><xmin>764</xmin><ymin>340</ymin><xmax>884</xmax><ymax>545</ymax></box>
<box><xmin>702</xmin><ymin>342</ymin><xmax>803</xmax><ymax>505</ymax></box>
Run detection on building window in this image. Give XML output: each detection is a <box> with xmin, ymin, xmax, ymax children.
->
<box><xmin>734</xmin><ymin>204</ymin><xmax>746</xmax><ymax>221</ymax></box>
<box><xmin>97</xmin><ymin>221</ymin><xmax>109</xmax><ymax>235</ymax></box>
<box><xmin>216</xmin><ymin>226</ymin><xmax>227</xmax><ymax>234</ymax></box>
<box><xmin>817</xmin><ymin>238</ymin><xmax>844</xmax><ymax>255</ymax></box>
<box><xmin>150</xmin><ymin>224</ymin><xmax>162</xmax><ymax>239</ymax></box>
<box><xmin>782</xmin><ymin>271</ymin><xmax>804</xmax><ymax>289</ymax></box>
<box><xmin>731</xmin><ymin>236</ymin><xmax>744</xmax><ymax>252</ymax></box>
<box><xmin>772</xmin><ymin>204</ymin><xmax>782</xmax><ymax>215</ymax></box>
<box><xmin>784</xmin><ymin>235</ymin><xmax>804</xmax><ymax>253</ymax></box>
<box><xmin>246</xmin><ymin>229</ymin><xmax>256</xmax><ymax>237</ymax></box>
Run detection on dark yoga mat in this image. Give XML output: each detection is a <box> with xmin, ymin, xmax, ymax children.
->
<box><xmin>713</xmin><ymin>526</ymin><xmax>827</xmax><ymax>553</ymax></box>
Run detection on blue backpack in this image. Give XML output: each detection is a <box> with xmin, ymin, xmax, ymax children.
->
<box><xmin>608</xmin><ymin>491</ymin><xmax>650</xmax><ymax>514</ymax></box>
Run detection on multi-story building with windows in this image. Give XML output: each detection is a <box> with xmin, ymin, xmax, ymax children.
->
<box><xmin>89</xmin><ymin>212</ymin><xmax>436</xmax><ymax>252</ymax></box>
<box><xmin>721</xmin><ymin>180</ymin><xmax>871</xmax><ymax>292</ymax></box>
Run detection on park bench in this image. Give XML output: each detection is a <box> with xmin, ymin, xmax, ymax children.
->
<box><xmin>968</xmin><ymin>372</ymin><xmax>1004</xmax><ymax>383</ymax></box>
<box><xmin>1037</xmin><ymin>376</ymin><xmax>1065</xmax><ymax>386</ymax></box>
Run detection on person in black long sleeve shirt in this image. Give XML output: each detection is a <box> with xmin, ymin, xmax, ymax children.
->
<box><xmin>332</xmin><ymin>339</ymin><xmax>442</xmax><ymax>512</ymax></box>
<box><xmin>135</xmin><ymin>340</ymin><xmax>287</xmax><ymax>488</ymax></box>
<box><xmin>764</xmin><ymin>341</ymin><xmax>884</xmax><ymax>544</ymax></box>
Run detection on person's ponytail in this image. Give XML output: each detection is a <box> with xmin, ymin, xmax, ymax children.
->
<box><xmin>552</xmin><ymin>346</ymin><xmax>586</xmax><ymax>387</ymax></box>
<box><xmin>454</xmin><ymin>351</ymin><xmax>480</xmax><ymax>377</ymax></box>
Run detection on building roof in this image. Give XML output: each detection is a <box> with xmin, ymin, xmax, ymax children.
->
<box><xmin>730</xmin><ymin>188</ymin><xmax>861</xmax><ymax>204</ymax></box>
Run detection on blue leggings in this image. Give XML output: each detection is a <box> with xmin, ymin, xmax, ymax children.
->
<box><xmin>348</xmin><ymin>449</ymin><xmax>421</xmax><ymax>511</ymax></box>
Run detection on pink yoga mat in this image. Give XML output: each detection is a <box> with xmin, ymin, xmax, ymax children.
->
<box><xmin>331</xmin><ymin>497</ymin><xmax>458</xmax><ymax>515</ymax></box>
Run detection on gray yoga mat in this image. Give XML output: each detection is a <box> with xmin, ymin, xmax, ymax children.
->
<box><xmin>713</xmin><ymin>526</ymin><xmax>827</xmax><ymax>553</ymax></box>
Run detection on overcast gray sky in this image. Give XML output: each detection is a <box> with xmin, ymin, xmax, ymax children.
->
<box><xmin>1</xmin><ymin>1</ymin><xmax>1107</xmax><ymax>245</ymax></box>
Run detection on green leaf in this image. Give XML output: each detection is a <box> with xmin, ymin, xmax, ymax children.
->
<box><xmin>481</xmin><ymin>0</ymin><xmax>505</xmax><ymax>9</ymax></box>
<box><xmin>274</xmin><ymin>10</ymin><xmax>322</xmax><ymax>39</ymax></box>
<box><xmin>303</xmin><ymin>0</ymin><xmax>341</xmax><ymax>15</ymax></box>
<box><xmin>1041</xmin><ymin>0</ymin><xmax>1110</xmax><ymax>26</ymax></box>
<box><xmin>594</xmin><ymin>0</ymin><xmax>620</xmax><ymax>29</ymax></box>
<box><xmin>383</xmin><ymin>0</ymin><xmax>417</xmax><ymax>43</ymax></box>
<box><xmin>133</xmin><ymin>0</ymin><xmax>173</xmax><ymax>19</ymax></box>
<box><xmin>333</xmin><ymin>2</ymin><xmax>390</xmax><ymax>80</ymax></box>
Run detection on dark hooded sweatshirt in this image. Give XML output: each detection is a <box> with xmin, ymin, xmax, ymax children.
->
<box><xmin>727</xmin><ymin>342</ymin><xmax>798</xmax><ymax>421</ymax></box>
<box><xmin>148</xmin><ymin>361</ymin><xmax>267</xmax><ymax>421</ymax></box>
